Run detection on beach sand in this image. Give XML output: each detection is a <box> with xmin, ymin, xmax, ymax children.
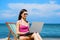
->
<box><xmin>0</xmin><ymin>37</ymin><xmax>13</xmax><ymax>40</ymax></box>
<box><xmin>43</xmin><ymin>38</ymin><xmax>60</xmax><ymax>40</ymax></box>
<box><xmin>0</xmin><ymin>37</ymin><xmax>60</xmax><ymax>40</ymax></box>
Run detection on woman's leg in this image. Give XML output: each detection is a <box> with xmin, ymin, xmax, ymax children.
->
<box><xmin>19</xmin><ymin>36</ymin><xmax>30</xmax><ymax>40</ymax></box>
<box><xmin>19</xmin><ymin>36</ymin><xmax>25</xmax><ymax>40</ymax></box>
<box><xmin>31</xmin><ymin>32</ymin><xmax>40</xmax><ymax>40</ymax></box>
<box><xmin>36</xmin><ymin>32</ymin><xmax>42</xmax><ymax>40</ymax></box>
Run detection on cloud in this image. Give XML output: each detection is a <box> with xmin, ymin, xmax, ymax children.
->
<box><xmin>0</xmin><ymin>0</ymin><xmax>60</xmax><ymax>23</ymax></box>
<box><xmin>8</xmin><ymin>0</ymin><xmax>60</xmax><ymax>11</ymax></box>
<box><xmin>8</xmin><ymin>1</ymin><xmax>60</xmax><ymax>18</ymax></box>
<box><xmin>56</xmin><ymin>12</ymin><xmax>60</xmax><ymax>16</ymax></box>
<box><xmin>0</xmin><ymin>10</ymin><xmax>17</xmax><ymax>19</ymax></box>
<box><xmin>1</xmin><ymin>13</ymin><xmax>16</xmax><ymax>18</ymax></box>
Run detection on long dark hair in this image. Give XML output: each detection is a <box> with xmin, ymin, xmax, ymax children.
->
<box><xmin>18</xmin><ymin>9</ymin><xmax>27</xmax><ymax>20</ymax></box>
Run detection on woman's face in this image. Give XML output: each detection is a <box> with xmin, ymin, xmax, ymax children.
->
<box><xmin>21</xmin><ymin>11</ymin><xmax>28</xmax><ymax>19</ymax></box>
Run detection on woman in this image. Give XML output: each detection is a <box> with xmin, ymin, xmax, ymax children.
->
<box><xmin>16</xmin><ymin>9</ymin><xmax>42</xmax><ymax>40</ymax></box>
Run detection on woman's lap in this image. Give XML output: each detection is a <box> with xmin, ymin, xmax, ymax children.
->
<box><xmin>17</xmin><ymin>32</ymin><xmax>34</xmax><ymax>39</ymax></box>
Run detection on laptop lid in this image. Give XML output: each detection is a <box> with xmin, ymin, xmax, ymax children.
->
<box><xmin>30</xmin><ymin>22</ymin><xmax>44</xmax><ymax>33</ymax></box>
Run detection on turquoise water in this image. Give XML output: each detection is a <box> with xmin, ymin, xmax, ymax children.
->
<box><xmin>0</xmin><ymin>23</ymin><xmax>60</xmax><ymax>38</ymax></box>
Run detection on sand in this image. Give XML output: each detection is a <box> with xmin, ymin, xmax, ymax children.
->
<box><xmin>0</xmin><ymin>37</ymin><xmax>60</xmax><ymax>40</ymax></box>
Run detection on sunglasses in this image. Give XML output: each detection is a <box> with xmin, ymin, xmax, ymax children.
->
<box><xmin>24</xmin><ymin>13</ymin><xmax>28</xmax><ymax>15</ymax></box>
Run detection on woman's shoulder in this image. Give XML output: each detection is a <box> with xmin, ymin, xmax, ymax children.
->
<box><xmin>16</xmin><ymin>20</ymin><xmax>21</xmax><ymax>23</ymax></box>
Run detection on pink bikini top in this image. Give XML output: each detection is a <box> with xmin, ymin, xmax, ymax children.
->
<box><xmin>19</xmin><ymin>20</ymin><xmax>29</xmax><ymax>32</ymax></box>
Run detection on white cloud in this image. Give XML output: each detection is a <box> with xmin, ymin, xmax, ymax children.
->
<box><xmin>0</xmin><ymin>10</ymin><xmax>17</xmax><ymax>19</ymax></box>
<box><xmin>1</xmin><ymin>13</ymin><xmax>16</xmax><ymax>18</ymax></box>
<box><xmin>56</xmin><ymin>12</ymin><xmax>60</xmax><ymax>16</ymax></box>
<box><xmin>8</xmin><ymin>2</ymin><xmax>60</xmax><ymax>11</ymax></box>
<box><xmin>1</xmin><ymin>0</ymin><xmax>60</xmax><ymax>20</ymax></box>
<box><xmin>8</xmin><ymin>1</ymin><xmax>60</xmax><ymax>18</ymax></box>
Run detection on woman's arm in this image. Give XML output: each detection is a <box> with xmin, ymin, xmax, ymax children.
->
<box><xmin>16</xmin><ymin>21</ymin><xmax>25</xmax><ymax>34</ymax></box>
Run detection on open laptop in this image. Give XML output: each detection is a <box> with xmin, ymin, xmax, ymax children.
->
<box><xmin>30</xmin><ymin>22</ymin><xmax>44</xmax><ymax>33</ymax></box>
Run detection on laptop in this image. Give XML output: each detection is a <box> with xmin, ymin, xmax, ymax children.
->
<box><xmin>30</xmin><ymin>22</ymin><xmax>44</xmax><ymax>33</ymax></box>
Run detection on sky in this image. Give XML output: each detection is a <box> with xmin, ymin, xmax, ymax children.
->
<box><xmin>0</xmin><ymin>0</ymin><xmax>60</xmax><ymax>24</ymax></box>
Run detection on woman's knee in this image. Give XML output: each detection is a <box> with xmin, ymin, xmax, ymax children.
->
<box><xmin>19</xmin><ymin>36</ymin><xmax>25</xmax><ymax>40</ymax></box>
<box><xmin>31</xmin><ymin>32</ymin><xmax>36</xmax><ymax>38</ymax></box>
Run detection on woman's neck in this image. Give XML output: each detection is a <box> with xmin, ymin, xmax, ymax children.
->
<box><xmin>21</xmin><ymin>18</ymin><xmax>26</xmax><ymax>21</ymax></box>
<box><xmin>21</xmin><ymin>18</ymin><xmax>28</xmax><ymax>23</ymax></box>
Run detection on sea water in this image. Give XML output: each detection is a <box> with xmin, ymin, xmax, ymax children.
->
<box><xmin>0</xmin><ymin>23</ymin><xmax>60</xmax><ymax>38</ymax></box>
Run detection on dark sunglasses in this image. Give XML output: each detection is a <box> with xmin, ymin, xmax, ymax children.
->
<box><xmin>24</xmin><ymin>13</ymin><xmax>28</xmax><ymax>15</ymax></box>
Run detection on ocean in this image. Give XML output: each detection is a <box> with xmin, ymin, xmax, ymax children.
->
<box><xmin>0</xmin><ymin>23</ymin><xmax>60</xmax><ymax>39</ymax></box>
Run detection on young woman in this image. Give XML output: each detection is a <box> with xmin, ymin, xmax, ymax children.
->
<box><xmin>16</xmin><ymin>9</ymin><xmax>42</xmax><ymax>40</ymax></box>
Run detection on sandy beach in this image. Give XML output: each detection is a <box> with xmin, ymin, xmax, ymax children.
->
<box><xmin>43</xmin><ymin>38</ymin><xmax>60</xmax><ymax>40</ymax></box>
<box><xmin>0</xmin><ymin>37</ymin><xmax>60</xmax><ymax>40</ymax></box>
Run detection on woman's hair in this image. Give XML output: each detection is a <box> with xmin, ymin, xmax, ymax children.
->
<box><xmin>18</xmin><ymin>9</ymin><xmax>27</xmax><ymax>20</ymax></box>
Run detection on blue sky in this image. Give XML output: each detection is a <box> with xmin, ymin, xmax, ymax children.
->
<box><xmin>0</xmin><ymin>0</ymin><xmax>60</xmax><ymax>24</ymax></box>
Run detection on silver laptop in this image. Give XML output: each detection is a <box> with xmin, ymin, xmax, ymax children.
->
<box><xmin>30</xmin><ymin>22</ymin><xmax>44</xmax><ymax>33</ymax></box>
